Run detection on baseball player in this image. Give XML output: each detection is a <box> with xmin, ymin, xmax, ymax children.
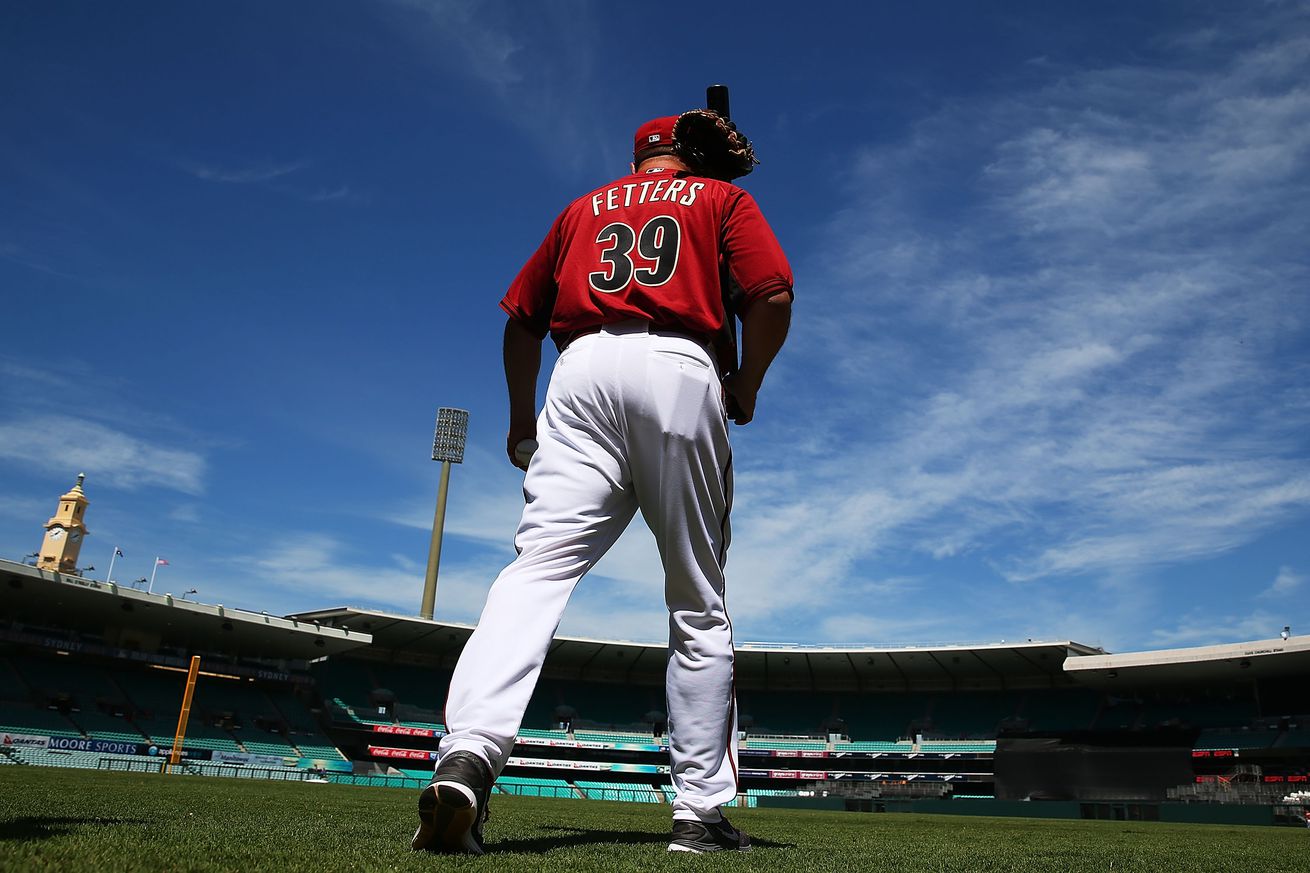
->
<box><xmin>412</xmin><ymin>112</ymin><xmax>793</xmax><ymax>855</ymax></box>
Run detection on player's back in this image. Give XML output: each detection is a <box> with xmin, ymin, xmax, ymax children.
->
<box><xmin>549</xmin><ymin>167</ymin><xmax>736</xmax><ymax>338</ymax></box>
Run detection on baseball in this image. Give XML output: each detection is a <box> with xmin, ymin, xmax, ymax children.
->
<box><xmin>514</xmin><ymin>438</ymin><xmax>538</xmax><ymax>467</ymax></box>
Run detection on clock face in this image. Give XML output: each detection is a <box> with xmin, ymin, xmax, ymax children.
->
<box><xmin>69</xmin><ymin>530</ymin><xmax>82</xmax><ymax>542</ymax></box>
<box><xmin>48</xmin><ymin>527</ymin><xmax>65</xmax><ymax>541</ymax></box>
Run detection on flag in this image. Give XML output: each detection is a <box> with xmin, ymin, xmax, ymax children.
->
<box><xmin>115</xmin><ymin>547</ymin><xmax>124</xmax><ymax>557</ymax></box>
<box><xmin>156</xmin><ymin>558</ymin><xmax>169</xmax><ymax>566</ymax></box>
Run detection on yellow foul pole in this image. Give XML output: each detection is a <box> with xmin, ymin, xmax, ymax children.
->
<box><xmin>165</xmin><ymin>655</ymin><xmax>201</xmax><ymax>774</ymax></box>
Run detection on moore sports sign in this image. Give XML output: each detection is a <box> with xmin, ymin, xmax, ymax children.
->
<box><xmin>47</xmin><ymin>736</ymin><xmax>143</xmax><ymax>755</ymax></box>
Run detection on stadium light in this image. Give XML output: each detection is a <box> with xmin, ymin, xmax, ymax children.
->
<box><xmin>420</xmin><ymin>407</ymin><xmax>469</xmax><ymax>620</ymax></box>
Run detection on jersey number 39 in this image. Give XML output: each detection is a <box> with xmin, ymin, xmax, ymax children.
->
<box><xmin>588</xmin><ymin>216</ymin><xmax>681</xmax><ymax>293</ymax></box>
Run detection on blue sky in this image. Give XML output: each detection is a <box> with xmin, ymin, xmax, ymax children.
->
<box><xmin>2</xmin><ymin>1</ymin><xmax>1307</xmax><ymax>653</ymax></box>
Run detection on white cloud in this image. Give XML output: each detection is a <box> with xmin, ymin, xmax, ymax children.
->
<box><xmin>0</xmin><ymin>414</ymin><xmax>206</xmax><ymax>494</ymax></box>
<box><xmin>1264</xmin><ymin>565</ymin><xmax>1303</xmax><ymax>598</ymax></box>
<box><xmin>184</xmin><ymin>160</ymin><xmax>308</xmax><ymax>184</ymax></box>
<box><xmin>355</xmin><ymin>9</ymin><xmax>1310</xmax><ymax>650</ymax></box>
<box><xmin>1147</xmin><ymin>609</ymin><xmax>1290</xmax><ymax>649</ymax></box>
<box><xmin>378</xmin><ymin>0</ymin><xmax>609</xmax><ymax>173</ymax></box>
<box><xmin>748</xmin><ymin>19</ymin><xmax>1310</xmax><ymax>607</ymax></box>
<box><xmin>307</xmin><ymin>185</ymin><xmax>356</xmax><ymax>202</ymax></box>
<box><xmin>168</xmin><ymin>504</ymin><xmax>202</xmax><ymax>524</ymax></box>
<box><xmin>386</xmin><ymin>0</ymin><xmax>524</xmax><ymax>91</ymax></box>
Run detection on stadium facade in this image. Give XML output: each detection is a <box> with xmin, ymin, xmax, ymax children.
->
<box><xmin>3</xmin><ymin>556</ymin><xmax>1307</xmax><ymax>826</ymax></box>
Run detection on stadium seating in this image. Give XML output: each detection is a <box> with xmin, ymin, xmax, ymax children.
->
<box><xmin>748</xmin><ymin>788</ymin><xmax>800</xmax><ymax>798</ymax></box>
<box><xmin>926</xmin><ymin>692</ymin><xmax>1023</xmax><ymax>737</ymax></box>
<box><xmin>737</xmin><ymin>690</ymin><xmax>836</xmax><ymax>737</ymax></box>
<box><xmin>309</xmin><ymin>659</ymin><xmax>378</xmax><ymax>707</ymax></box>
<box><xmin>356</xmin><ymin>661</ymin><xmax>448</xmax><ymax>712</ymax></box>
<box><xmin>1135</xmin><ymin>691</ymin><xmax>1258</xmax><ymax>730</ymax></box>
<box><xmin>0</xmin><ymin>703</ymin><xmax>84</xmax><ymax>738</ymax></box>
<box><xmin>240</xmin><ymin>736</ymin><xmax>298</xmax><ymax>757</ymax></box>
<box><xmin>833</xmin><ymin>740</ymin><xmax>914</xmax><ymax>752</ymax></box>
<box><xmin>918</xmin><ymin>741</ymin><xmax>997</xmax><ymax>753</ymax></box>
<box><xmin>1014</xmin><ymin>688</ymin><xmax>1102</xmax><ymax>731</ymax></box>
<box><xmin>13</xmin><ymin>654</ymin><xmax>130</xmax><ymax>710</ymax></box>
<box><xmin>295</xmin><ymin>741</ymin><xmax>348</xmax><ymax>760</ymax></box>
<box><xmin>0</xmin><ymin>657</ymin><xmax>30</xmax><ymax>703</ymax></box>
<box><xmin>1194</xmin><ymin>728</ymin><xmax>1278</xmax><ymax>750</ymax></box>
<box><xmin>526</xmin><ymin>677</ymin><xmax>665</xmax><ymax>731</ymax></box>
<box><xmin>264</xmin><ymin>690</ymin><xmax>320</xmax><ymax>732</ymax></box>
<box><xmin>68</xmin><ymin>710</ymin><xmax>148</xmax><ymax>743</ymax></box>
<box><xmin>573</xmin><ymin>730</ymin><xmax>658</xmax><ymax>745</ymax></box>
<box><xmin>575</xmin><ymin>780</ymin><xmax>664</xmax><ymax>803</ymax></box>
<box><xmin>516</xmin><ymin>727</ymin><xmax>570</xmax><ymax>740</ymax></box>
<box><xmin>1276</xmin><ymin>727</ymin><xmax>1310</xmax><ymax>748</ymax></box>
<box><xmin>744</xmin><ymin>739</ymin><xmax>828</xmax><ymax>751</ymax></box>
<box><xmin>328</xmin><ymin>697</ymin><xmax>393</xmax><ymax>726</ymax></box>
<box><xmin>495</xmin><ymin>776</ymin><xmax>576</xmax><ymax>798</ymax></box>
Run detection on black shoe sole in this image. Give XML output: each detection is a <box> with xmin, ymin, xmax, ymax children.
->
<box><xmin>412</xmin><ymin>782</ymin><xmax>482</xmax><ymax>854</ymax></box>
<box><xmin>668</xmin><ymin>841</ymin><xmax>752</xmax><ymax>853</ymax></box>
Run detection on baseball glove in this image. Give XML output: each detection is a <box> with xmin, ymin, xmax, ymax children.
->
<box><xmin>672</xmin><ymin>109</ymin><xmax>758</xmax><ymax>181</ymax></box>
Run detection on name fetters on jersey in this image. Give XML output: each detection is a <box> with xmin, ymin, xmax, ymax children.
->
<box><xmin>589</xmin><ymin>177</ymin><xmax>705</xmax><ymax>216</ymax></box>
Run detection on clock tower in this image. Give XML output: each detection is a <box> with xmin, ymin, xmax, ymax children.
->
<box><xmin>38</xmin><ymin>473</ymin><xmax>90</xmax><ymax>575</ymax></box>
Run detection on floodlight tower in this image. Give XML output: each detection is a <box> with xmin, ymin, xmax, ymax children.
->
<box><xmin>420</xmin><ymin>407</ymin><xmax>469</xmax><ymax>620</ymax></box>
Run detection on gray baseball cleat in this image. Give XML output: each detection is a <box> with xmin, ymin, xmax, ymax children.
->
<box><xmin>411</xmin><ymin>751</ymin><xmax>494</xmax><ymax>854</ymax></box>
<box><xmin>667</xmin><ymin>814</ymin><xmax>752</xmax><ymax>853</ymax></box>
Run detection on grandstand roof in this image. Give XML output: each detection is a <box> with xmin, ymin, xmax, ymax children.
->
<box><xmin>286</xmin><ymin>606</ymin><xmax>1103</xmax><ymax>692</ymax></box>
<box><xmin>9</xmin><ymin>561</ymin><xmax>1300</xmax><ymax>693</ymax></box>
<box><xmin>1062</xmin><ymin>635</ymin><xmax>1310</xmax><ymax>686</ymax></box>
<box><xmin>0</xmin><ymin>559</ymin><xmax>370</xmax><ymax>660</ymax></box>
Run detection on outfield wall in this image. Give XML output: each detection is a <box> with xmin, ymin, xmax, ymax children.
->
<box><xmin>757</xmin><ymin>796</ymin><xmax>1282</xmax><ymax>826</ymax></box>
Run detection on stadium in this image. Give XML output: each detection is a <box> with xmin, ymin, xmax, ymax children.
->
<box><xmin>4</xmin><ymin>551</ymin><xmax>1309</xmax><ymax>821</ymax></box>
<box><xmin>4</xmin><ymin>474</ymin><xmax>1310</xmax><ymax>870</ymax></box>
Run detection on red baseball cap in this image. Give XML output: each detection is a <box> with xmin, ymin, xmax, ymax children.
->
<box><xmin>633</xmin><ymin>116</ymin><xmax>678</xmax><ymax>161</ymax></box>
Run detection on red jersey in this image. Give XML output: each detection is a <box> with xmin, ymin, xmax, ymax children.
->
<box><xmin>500</xmin><ymin>167</ymin><xmax>792</xmax><ymax>348</ymax></box>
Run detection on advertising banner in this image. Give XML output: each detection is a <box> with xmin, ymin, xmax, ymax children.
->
<box><xmin>142</xmin><ymin>744</ymin><xmax>213</xmax><ymax>761</ymax></box>
<box><xmin>764</xmin><ymin>769</ymin><xmax>828</xmax><ymax>780</ymax></box>
<box><xmin>209</xmin><ymin>751</ymin><xmax>288</xmax><ymax>767</ymax></box>
<box><xmin>1</xmin><ymin>733</ymin><xmax>49</xmax><ymax>749</ymax></box>
<box><xmin>514</xmin><ymin>735</ymin><xmax>665</xmax><ymax>753</ymax></box>
<box><xmin>371</xmin><ymin>725</ymin><xmax>437</xmax><ymax>737</ymax></box>
<box><xmin>46</xmin><ymin>736</ymin><xmax>142</xmax><ymax>755</ymax></box>
<box><xmin>298</xmin><ymin>758</ymin><xmax>352</xmax><ymax>773</ymax></box>
<box><xmin>608</xmin><ymin>762</ymin><xmax>668</xmax><ymax>775</ymax></box>
<box><xmin>368</xmin><ymin>745</ymin><xmax>437</xmax><ymax>761</ymax></box>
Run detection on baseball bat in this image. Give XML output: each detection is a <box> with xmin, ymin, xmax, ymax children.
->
<box><xmin>707</xmin><ymin>84</ymin><xmax>731</xmax><ymax>119</ymax></box>
<box><xmin>706</xmin><ymin>84</ymin><xmax>748</xmax><ymax>420</ymax></box>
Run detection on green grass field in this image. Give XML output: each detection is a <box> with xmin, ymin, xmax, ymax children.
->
<box><xmin>1</xmin><ymin>768</ymin><xmax>1307</xmax><ymax>872</ymax></box>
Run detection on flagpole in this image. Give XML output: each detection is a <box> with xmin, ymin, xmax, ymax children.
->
<box><xmin>149</xmin><ymin>556</ymin><xmax>161</xmax><ymax>593</ymax></box>
<box><xmin>106</xmin><ymin>547</ymin><xmax>119</xmax><ymax>583</ymax></box>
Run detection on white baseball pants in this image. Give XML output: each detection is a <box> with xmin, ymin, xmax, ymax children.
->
<box><xmin>439</xmin><ymin>320</ymin><xmax>739</xmax><ymax>822</ymax></box>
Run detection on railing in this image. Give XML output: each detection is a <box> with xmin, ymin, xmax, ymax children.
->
<box><xmin>97</xmin><ymin>757</ymin><xmax>163</xmax><ymax>774</ymax></box>
<box><xmin>330</xmin><ymin>773</ymin><xmax>427</xmax><ymax>790</ymax></box>
<box><xmin>495</xmin><ymin>782</ymin><xmax>579</xmax><ymax>799</ymax></box>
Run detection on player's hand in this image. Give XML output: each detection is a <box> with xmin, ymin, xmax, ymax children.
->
<box><xmin>722</xmin><ymin>373</ymin><xmax>757</xmax><ymax>425</ymax></box>
<box><xmin>506</xmin><ymin>419</ymin><xmax>537</xmax><ymax>470</ymax></box>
